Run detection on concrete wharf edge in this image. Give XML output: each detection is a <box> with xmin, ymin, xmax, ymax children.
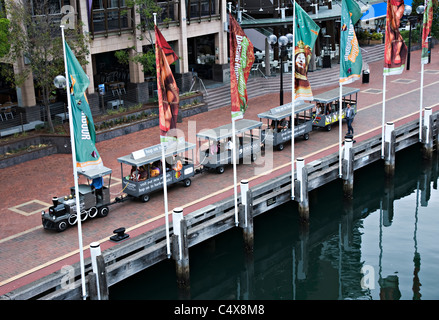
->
<box><xmin>1</xmin><ymin>48</ymin><xmax>439</xmax><ymax>299</ymax></box>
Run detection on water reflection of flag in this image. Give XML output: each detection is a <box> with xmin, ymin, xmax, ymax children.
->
<box><xmin>65</xmin><ymin>40</ymin><xmax>103</xmax><ymax>173</ymax></box>
<box><xmin>229</xmin><ymin>14</ymin><xmax>254</xmax><ymax>120</ymax></box>
<box><xmin>155</xmin><ymin>25</ymin><xmax>179</xmax><ymax>144</ymax></box>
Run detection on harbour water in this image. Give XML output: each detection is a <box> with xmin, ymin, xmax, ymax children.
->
<box><xmin>110</xmin><ymin>145</ymin><xmax>439</xmax><ymax>300</ymax></box>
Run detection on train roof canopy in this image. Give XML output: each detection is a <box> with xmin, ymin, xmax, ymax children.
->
<box><xmin>117</xmin><ymin>138</ymin><xmax>196</xmax><ymax>167</ymax></box>
<box><xmin>257</xmin><ymin>101</ymin><xmax>315</xmax><ymax>121</ymax></box>
<box><xmin>78</xmin><ymin>166</ymin><xmax>112</xmax><ymax>180</ymax></box>
<box><xmin>310</xmin><ymin>86</ymin><xmax>360</xmax><ymax>104</ymax></box>
<box><xmin>196</xmin><ymin>119</ymin><xmax>262</xmax><ymax>141</ymax></box>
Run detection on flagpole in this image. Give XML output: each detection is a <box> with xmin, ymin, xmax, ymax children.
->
<box><xmin>339</xmin><ymin>83</ymin><xmax>343</xmax><ymax>177</ymax></box>
<box><xmin>61</xmin><ymin>25</ymin><xmax>87</xmax><ymax>300</ymax></box>
<box><xmin>291</xmin><ymin>0</ymin><xmax>295</xmax><ymax>200</ymax></box>
<box><xmin>381</xmin><ymin>74</ymin><xmax>386</xmax><ymax>158</ymax></box>
<box><xmin>419</xmin><ymin>63</ymin><xmax>424</xmax><ymax>141</ymax></box>
<box><xmin>232</xmin><ymin>117</ymin><xmax>239</xmax><ymax>226</ymax></box>
<box><xmin>229</xmin><ymin>7</ymin><xmax>239</xmax><ymax>226</ymax></box>
<box><xmin>154</xmin><ymin>13</ymin><xmax>171</xmax><ymax>258</ymax></box>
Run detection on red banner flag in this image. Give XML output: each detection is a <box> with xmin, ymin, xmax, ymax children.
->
<box><xmin>155</xmin><ymin>26</ymin><xmax>179</xmax><ymax>142</ymax></box>
<box><xmin>383</xmin><ymin>0</ymin><xmax>407</xmax><ymax>75</ymax></box>
<box><xmin>229</xmin><ymin>14</ymin><xmax>255</xmax><ymax>120</ymax></box>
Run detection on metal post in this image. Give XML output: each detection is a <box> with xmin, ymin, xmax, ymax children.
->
<box><xmin>280</xmin><ymin>46</ymin><xmax>284</xmax><ymax>105</ymax></box>
<box><xmin>407</xmin><ymin>20</ymin><xmax>412</xmax><ymax>70</ymax></box>
<box><xmin>240</xmin><ymin>179</ymin><xmax>249</xmax><ymax>228</ymax></box>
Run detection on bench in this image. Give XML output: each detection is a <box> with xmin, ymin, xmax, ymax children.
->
<box><xmin>107</xmin><ymin>99</ymin><xmax>124</xmax><ymax>110</ymax></box>
<box><xmin>0</xmin><ymin>120</ymin><xmax>45</xmax><ymax>137</ymax></box>
<box><xmin>55</xmin><ymin>112</ymin><xmax>69</xmax><ymax>123</ymax></box>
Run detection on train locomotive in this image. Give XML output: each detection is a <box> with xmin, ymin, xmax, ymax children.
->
<box><xmin>41</xmin><ymin>166</ymin><xmax>113</xmax><ymax>232</ymax></box>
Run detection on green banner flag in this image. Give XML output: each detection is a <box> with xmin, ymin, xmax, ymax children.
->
<box><xmin>294</xmin><ymin>4</ymin><xmax>320</xmax><ymax>101</ymax></box>
<box><xmin>65</xmin><ymin>41</ymin><xmax>103</xmax><ymax>173</ymax></box>
<box><xmin>421</xmin><ymin>0</ymin><xmax>437</xmax><ymax>64</ymax></box>
<box><xmin>339</xmin><ymin>0</ymin><xmax>363</xmax><ymax>84</ymax></box>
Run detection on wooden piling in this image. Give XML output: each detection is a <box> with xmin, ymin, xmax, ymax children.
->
<box><xmin>239</xmin><ymin>189</ymin><xmax>254</xmax><ymax>253</ymax></box>
<box><xmin>342</xmin><ymin>139</ymin><xmax>354</xmax><ymax>199</ymax></box>
<box><xmin>88</xmin><ymin>255</ymin><xmax>109</xmax><ymax>300</ymax></box>
<box><xmin>172</xmin><ymin>212</ymin><xmax>190</xmax><ymax>290</ymax></box>
<box><xmin>295</xmin><ymin>158</ymin><xmax>309</xmax><ymax>223</ymax></box>
<box><xmin>384</xmin><ymin>122</ymin><xmax>396</xmax><ymax>177</ymax></box>
<box><xmin>422</xmin><ymin>107</ymin><xmax>434</xmax><ymax>159</ymax></box>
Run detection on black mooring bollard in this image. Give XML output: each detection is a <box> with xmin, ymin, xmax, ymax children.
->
<box><xmin>110</xmin><ymin>227</ymin><xmax>129</xmax><ymax>242</ymax></box>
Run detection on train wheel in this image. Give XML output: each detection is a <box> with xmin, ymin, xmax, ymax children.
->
<box><xmin>98</xmin><ymin>206</ymin><xmax>109</xmax><ymax>217</ymax></box>
<box><xmin>303</xmin><ymin>133</ymin><xmax>310</xmax><ymax>140</ymax></box>
<box><xmin>140</xmin><ymin>194</ymin><xmax>150</xmax><ymax>203</ymax></box>
<box><xmin>68</xmin><ymin>213</ymin><xmax>77</xmax><ymax>225</ymax></box>
<box><xmin>277</xmin><ymin>143</ymin><xmax>284</xmax><ymax>151</ymax></box>
<box><xmin>89</xmin><ymin>207</ymin><xmax>98</xmax><ymax>219</ymax></box>
<box><xmin>216</xmin><ymin>166</ymin><xmax>225</xmax><ymax>174</ymax></box>
<box><xmin>80</xmin><ymin>210</ymin><xmax>88</xmax><ymax>222</ymax></box>
<box><xmin>183</xmin><ymin>178</ymin><xmax>191</xmax><ymax>187</ymax></box>
<box><xmin>56</xmin><ymin>220</ymin><xmax>68</xmax><ymax>232</ymax></box>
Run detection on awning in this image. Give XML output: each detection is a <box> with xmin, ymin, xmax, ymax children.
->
<box><xmin>361</xmin><ymin>0</ymin><xmax>413</xmax><ymax>21</ymax></box>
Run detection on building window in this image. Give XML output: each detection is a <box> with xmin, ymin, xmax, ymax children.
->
<box><xmin>30</xmin><ymin>0</ymin><xmax>71</xmax><ymax>15</ymax></box>
<box><xmin>90</xmin><ymin>0</ymin><xmax>134</xmax><ymax>36</ymax></box>
<box><xmin>187</xmin><ymin>0</ymin><xmax>218</xmax><ymax>22</ymax></box>
<box><xmin>156</xmin><ymin>1</ymin><xmax>180</xmax><ymax>24</ymax></box>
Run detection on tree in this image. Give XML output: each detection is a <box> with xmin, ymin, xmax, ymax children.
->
<box><xmin>2</xmin><ymin>0</ymin><xmax>89</xmax><ymax>132</ymax></box>
<box><xmin>115</xmin><ymin>0</ymin><xmax>163</xmax><ymax>77</ymax></box>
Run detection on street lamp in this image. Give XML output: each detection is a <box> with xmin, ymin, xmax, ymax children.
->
<box><xmin>404</xmin><ymin>5</ymin><xmax>425</xmax><ymax>70</ymax></box>
<box><xmin>267</xmin><ymin>33</ymin><xmax>293</xmax><ymax>105</ymax></box>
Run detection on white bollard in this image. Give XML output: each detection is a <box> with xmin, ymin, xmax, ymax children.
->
<box><xmin>172</xmin><ymin>207</ymin><xmax>184</xmax><ymax>260</ymax></box>
<box><xmin>424</xmin><ymin>107</ymin><xmax>432</xmax><ymax>144</ymax></box>
<box><xmin>296</xmin><ymin>158</ymin><xmax>305</xmax><ymax>202</ymax></box>
<box><xmin>240</xmin><ymin>180</ymin><xmax>249</xmax><ymax>228</ymax></box>
<box><xmin>90</xmin><ymin>242</ymin><xmax>101</xmax><ymax>300</ymax></box>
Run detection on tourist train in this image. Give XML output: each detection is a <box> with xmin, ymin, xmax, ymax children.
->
<box><xmin>41</xmin><ymin>86</ymin><xmax>359</xmax><ymax>232</ymax></box>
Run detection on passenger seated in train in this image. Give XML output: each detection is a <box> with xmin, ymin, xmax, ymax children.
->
<box><xmin>138</xmin><ymin>165</ymin><xmax>148</xmax><ymax>181</ymax></box>
<box><xmin>277</xmin><ymin>118</ymin><xmax>289</xmax><ymax>131</ymax></box>
<box><xmin>326</xmin><ymin>104</ymin><xmax>332</xmax><ymax>115</ymax></box>
<box><xmin>150</xmin><ymin>161</ymin><xmax>161</xmax><ymax>177</ymax></box>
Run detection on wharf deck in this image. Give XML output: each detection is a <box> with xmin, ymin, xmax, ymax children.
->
<box><xmin>1</xmin><ymin>48</ymin><xmax>439</xmax><ymax>299</ymax></box>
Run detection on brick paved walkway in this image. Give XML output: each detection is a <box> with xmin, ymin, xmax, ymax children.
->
<box><xmin>1</xmin><ymin>48</ymin><xmax>439</xmax><ymax>296</ymax></box>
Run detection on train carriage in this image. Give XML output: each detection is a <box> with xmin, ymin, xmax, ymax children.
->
<box><xmin>258</xmin><ymin>101</ymin><xmax>315</xmax><ymax>151</ymax></box>
<box><xmin>196</xmin><ymin>119</ymin><xmax>262</xmax><ymax>174</ymax></box>
<box><xmin>311</xmin><ymin>86</ymin><xmax>360</xmax><ymax>131</ymax></box>
<box><xmin>117</xmin><ymin>137</ymin><xmax>196</xmax><ymax>203</ymax></box>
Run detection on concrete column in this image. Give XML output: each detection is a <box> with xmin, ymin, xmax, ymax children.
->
<box><xmin>77</xmin><ymin>0</ymin><xmax>95</xmax><ymax>94</ymax></box>
<box><xmin>178</xmin><ymin>1</ymin><xmax>189</xmax><ymax>73</ymax></box>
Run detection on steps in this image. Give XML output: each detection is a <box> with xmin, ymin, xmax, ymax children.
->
<box><xmin>204</xmin><ymin>44</ymin><xmax>385</xmax><ymax>111</ymax></box>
